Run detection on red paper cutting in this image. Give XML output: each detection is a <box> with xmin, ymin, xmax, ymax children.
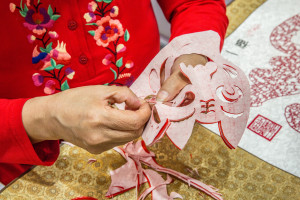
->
<box><xmin>130</xmin><ymin>31</ymin><xmax>251</xmax><ymax>150</ymax></box>
<box><xmin>109</xmin><ymin>31</ymin><xmax>251</xmax><ymax>200</ymax></box>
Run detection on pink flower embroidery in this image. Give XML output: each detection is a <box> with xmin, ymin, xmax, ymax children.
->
<box><xmin>65</xmin><ymin>67</ymin><xmax>75</xmax><ymax>79</ymax></box>
<box><xmin>85</xmin><ymin>0</ymin><xmax>134</xmax><ymax>86</ymax></box>
<box><xmin>125</xmin><ymin>60</ymin><xmax>134</xmax><ymax>69</ymax></box>
<box><xmin>32</xmin><ymin>73</ymin><xmax>44</xmax><ymax>86</ymax></box>
<box><xmin>44</xmin><ymin>80</ymin><xmax>56</xmax><ymax>94</ymax></box>
<box><xmin>102</xmin><ymin>54</ymin><xmax>113</xmax><ymax>65</ymax></box>
<box><xmin>27</xmin><ymin>34</ymin><xmax>36</xmax><ymax>43</ymax></box>
<box><xmin>23</xmin><ymin>8</ymin><xmax>55</xmax><ymax>35</ymax></box>
<box><xmin>88</xmin><ymin>1</ymin><xmax>97</xmax><ymax>12</ymax></box>
<box><xmin>116</xmin><ymin>44</ymin><xmax>126</xmax><ymax>53</ymax></box>
<box><xmin>84</xmin><ymin>12</ymin><xmax>96</xmax><ymax>23</ymax></box>
<box><xmin>94</xmin><ymin>16</ymin><xmax>124</xmax><ymax>47</ymax></box>
<box><xmin>9</xmin><ymin>3</ymin><xmax>16</xmax><ymax>13</ymax></box>
<box><xmin>49</xmin><ymin>31</ymin><xmax>59</xmax><ymax>39</ymax></box>
<box><xmin>11</xmin><ymin>0</ymin><xmax>74</xmax><ymax>94</ymax></box>
<box><xmin>110</xmin><ymin>6</ymin><xmax>119</xmax><ymax>18</ymax></box>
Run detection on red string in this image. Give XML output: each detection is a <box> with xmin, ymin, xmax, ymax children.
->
<box><xmin>71</xmin><ymin>197</ymin><xmax>98</xmax><ymax>200</ymax></box>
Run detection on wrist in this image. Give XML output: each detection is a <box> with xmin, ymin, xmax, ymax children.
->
<box><xmin>22</xmin><ymin>95</ymin><xmax>58</xmax><ymax>143</ymax></box>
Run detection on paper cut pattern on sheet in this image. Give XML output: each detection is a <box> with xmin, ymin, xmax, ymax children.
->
<box><xmin>130</xmin><ymin>31</ymin><xmax>251</xmax><ymax>150</ymax></box>
<box><xmin>285</xmin><ymin>103</ymin><xmax>300</xmax><ymax>133</ymax></box>
<box><xmin>249</xmin><ymin>14</ymin><xmax>300</xmax><ymax>107</ymax></box>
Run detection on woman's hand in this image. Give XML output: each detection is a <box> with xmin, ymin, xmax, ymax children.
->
<box><xmin>22</xmin><ymin>85</ymin><xmax>151</xmax><ymax>154</ymax></box>
<box><xmin>157</xmin><ymin>54</ymin><xmax>207</xmax><ymax>102</ymax></box>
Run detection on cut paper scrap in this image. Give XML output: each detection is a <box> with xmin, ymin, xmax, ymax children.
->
<box><xmin>130</xmin><ymin>31</ymin><xmax>251</xmax><ymax>150</ymax></box>
<box><xmin>106</xmin><ymin>140</ymin><xmax>223</xmax><ymax>200</ymax></box>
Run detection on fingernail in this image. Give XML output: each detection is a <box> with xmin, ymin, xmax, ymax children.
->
<box><xmin>156</xmin><ymin>90</ymin><xmax>169</xmax><ymax>102</ymax></box>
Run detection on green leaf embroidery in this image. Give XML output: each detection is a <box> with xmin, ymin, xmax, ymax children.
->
<box><xmin>20</xmin><ymin>0</ymin><xmax>23</xmax><ymax>11</ymax></box>
<box><xmin>103</xmin><ymin>0</ymin><xmax>113</xmax><ymax>3</ymax></box>
<box><xmin>61</xmin><ymin>80</ymin><xmax>70</xmax><ymax>91</ymax></box>
<box><xmin>110</xmin><ymin>68</ymin><xmax>117</xmax><ymax>80</ymax></box>
<box><xmin>116</xmin><ymin>57</ymin><xmax>123</xmax><ymax>68</ymax></box>
<box><xmin>103</xmin><ymin>83</ymin><xmax>109</xmax><ymax>86</ymax></box>
<box><xmin>95</xmin><ymin>0</ymin><xmax>102</xmax><ymax>2</ymax></box>
<box><xmin>44</xmin><ymin>66</ymin><xmax>55</xmax><ymax>71</ymax></box>
<box><xmin>50</xmin><ymin>58</ymin><xmax>56</xmax><ymax>67</ymax></box>
<box><xmin>40</xmin><ymin>47</ymin><xmax>47</xmax><ymax>52</ymax></box>
<box><xmin>24</xmin><ymin>4</ymin><xmax>28</xmax><ymax>12</ymax></box>
<box><xmin>40</xmin><ymin>42</ymin><xmax>53</xmax><ymax>53</ymax></box>
<box><xmin>51</xmin><ymin>15</ymin><xmax>61</xmax><ymax>21</ymax></box>
<box><xmin>48</xmin><ymin>5</ymin><xmax>53</xmax><ymax>16</ymax></box>
<box><xmin>19</xmin><ymin>10</ymin><xmax>27</xmax><ymax>17</ymax></box>
<box><xmin>55</xmin><ymin>64</ymin><xmax>64</xmax><ymax>70</ymax></box>
<box><xmin>46</xmin><ymin>42</ymin><xmax>53</xmax><ymax>52</ymax></box>
<box><xmin>38</xmin><ymin>0</ymin><xmax>40</xmax><ymax>4</ymax></box>
<box><xmin>86</xmin><ymin>23</ymin><xmax>98</xmax><ymax>26</ymax></box>
<box><xmin>88</xmin><ymin>30</ymin><xmax>95</xmax><ymax>36</ymax></box>
<box><xmin>124</xmin><ymin>29</ymin><xmax>130</xmax><ymax>42</ymax></box>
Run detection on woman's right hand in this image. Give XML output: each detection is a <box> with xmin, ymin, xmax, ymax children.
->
<box><xmin>22</xmin><ymin>85</ymin><xmax>151</xmax><ymax>154</ymax></box>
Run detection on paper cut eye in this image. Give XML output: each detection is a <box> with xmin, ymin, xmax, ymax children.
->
<box><xmin>177</xmin><ymin>91</ymin><xmax>195</xmax><ymax>107</ymax></box>
<box><xmin>223</xmin><ymin>65</ymin><xmax>238</xmax><ymax>79</ymax></box>
<box><xmin>216</xmin><ymin>85</ymin><xmax>242</xmax><ymax>103</ymax></box>
<box><xmin>221</xmin><ymin>106</ymin><xmax>244</xmax><ymax>118</ymax></box>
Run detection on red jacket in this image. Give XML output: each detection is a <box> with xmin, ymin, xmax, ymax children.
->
<box><xmin>0</xmin><ymin>0</ymin><xmax>228</xmax><ymax>185</ymax></box>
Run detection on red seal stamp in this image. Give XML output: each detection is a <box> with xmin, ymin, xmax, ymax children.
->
<box><xmin>247</xmin><ymin>115</ymin><xmax>282</xmax><ymax>141</ymax></box>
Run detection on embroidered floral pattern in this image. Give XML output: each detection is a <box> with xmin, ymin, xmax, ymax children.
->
<box><xmin>84</xmin><ymin>0</ymin><xmax>134</xmax><ymax>86</ymax></box>
<box><xmin>10</xmin><ymin>0</ymin><xmax>74</xmax><ymax>94</ymax></box>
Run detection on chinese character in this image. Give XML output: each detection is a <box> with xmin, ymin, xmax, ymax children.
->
<box><xmin>200</xmin><ymin>99</ymin><xmax>215</xmax><ymax>114</ymax></box>
<box><xmin>235</xmin><ymin>39</ymin><xmax>249</xmax><ymax>48</ymax></box>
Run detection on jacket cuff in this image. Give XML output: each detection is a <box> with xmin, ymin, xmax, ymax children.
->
<box><xmin>1</xmin><ymin>98</ymin><xmax>59</xmax><ymax>165</ymax></box>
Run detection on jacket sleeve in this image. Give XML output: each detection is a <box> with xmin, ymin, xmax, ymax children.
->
<box><xmin>0</xmin><ymin>98</ymin><xmax>59</xmax><ymax>165</ymax></box>
<box><xmin>157</xmin><ymin>0</ymin><xmax>228</xmax><ymax>48</ymax></box>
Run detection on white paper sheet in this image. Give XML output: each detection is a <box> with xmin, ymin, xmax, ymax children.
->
<box><xmin>0</xmin><ymin>183</ymin><xmax>4</xmax><ymax>191</ymax></box>
<box><xmin>204</xmin><ymin>0</ymin><xmax>300</xmax><ymax>177</ymax></box>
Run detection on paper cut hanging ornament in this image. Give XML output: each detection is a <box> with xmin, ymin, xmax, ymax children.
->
<box><xmin>106</xmin><ymin>31</ymin><xmax>251</xmax><ymax>200</ymax></box>
<box><xmin>130</xmin><ymin>31</ymin><xmax>251</xmax><ymax>150</ymax></box>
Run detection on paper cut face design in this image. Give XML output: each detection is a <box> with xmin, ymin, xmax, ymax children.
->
<box><xmin>130</xmin><ymin>31</ymin><xmax>251</xmax><ymax>150</ymax></box>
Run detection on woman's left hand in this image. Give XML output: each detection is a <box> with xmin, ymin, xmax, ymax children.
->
<box><xmin>156</xmin><ymin>54</ymin><xmax>207</xmax><ymax>102</ymax></box>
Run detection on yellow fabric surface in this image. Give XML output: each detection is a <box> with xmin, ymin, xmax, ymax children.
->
<box><xmin>1</xmin><ymin>124</ymin><xmax>300</xmax><ymax>200</ymax></box>
<box><xmin>2</xmin><ymin>0</ymin><xmax>300</xmax><ymax>199</ymax></box>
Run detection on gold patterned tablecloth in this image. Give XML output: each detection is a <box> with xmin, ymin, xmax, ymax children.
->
<box><xmin>225</xmin><ymin>0</ymin><xmax>267</xmax><ymax>37</ymax></box>
<box><xmin>2</xmin><ymin>124</ymin><xmax>300</xmax><ymax>200</ymax></box>
<box><xmin>2</xmin><ymin>0</ymin><xmax>300</xmax><ymax>199</ymax></box>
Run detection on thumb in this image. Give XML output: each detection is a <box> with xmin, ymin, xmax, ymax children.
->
<box><xmin>156</xmin><ymin>70</ymin><xmax>190</xmax><ymax>102</ymax></box>
<box><xmin>107</xmin><ymin>86</ymin><xmax>141</xmax><ymax>110</ymax></box>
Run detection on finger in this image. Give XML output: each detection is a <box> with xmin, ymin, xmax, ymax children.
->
<box><xmin>105</xmin><ymin>100</ymin><xmax>151</xmax><ymax>131</ymax></box>
<box><xmin>107</xmin><ymin>86</ymin><xmax>141</xmax><ymax>110</ymax></box>
<box><xmin>86</xmin><ymin>128</ymin><xmax>143</xmax><ymax>154</ymax></box>
<box><xmin>156</xmin><ymin>70</ymin><xmax>190</xmax><ymax>102</ymax></box>
<box><xmin>108</xmin><ymin>128</ymin><xmax>143</xmax><ymax>143</ymax></box>
<box><xmin>157</xmin><ymin>54</ymin><xmax>208</xmax><ymax>102</ymax></box>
